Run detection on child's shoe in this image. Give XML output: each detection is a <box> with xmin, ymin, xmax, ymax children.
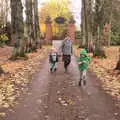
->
<box><xmin>54</xmin><ymin>68</ymin><xmax>57</xmax><ymax>72</ymax></box>
<box><xmin>50</xmin><ymin>68</ymin><xmax>52</xmax><ymax>73</ymax></box>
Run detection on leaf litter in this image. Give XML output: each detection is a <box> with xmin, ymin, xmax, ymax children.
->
<box><xmin>0</xmin><ymin>47</ymin><xmax>49</xmax><ymax>118</ymax></box>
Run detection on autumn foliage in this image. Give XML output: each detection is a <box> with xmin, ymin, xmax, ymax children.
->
<box><xmin>0</xmin><ymin>46</ymin><xmax>49</xmax><ymax>118</ymax></box>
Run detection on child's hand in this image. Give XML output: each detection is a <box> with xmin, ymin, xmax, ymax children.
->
<box><xmin>78</xmin><ymin>62</ymin><xmax>82</xmax><ymax>65</ymax></box>
<box><xmin>78</xmin><ymin>61</ymin><xmax>87</xmax><ymax>65</ymax></box>
<box><xmin>82</xmin><ymin>61</ymin><xmax>87</xmax><ymax>63</ymax></box>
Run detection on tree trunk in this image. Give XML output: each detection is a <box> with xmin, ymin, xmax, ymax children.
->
<box><xmin>81</xmin><ymin>0</ymin><xmax>93</xmax><ymax>51</ymax></box>
<box><xmin>93</xmin><ymin>0</ymin><xmax>106</xmax><ymax>58</ymax></box>
<box><xmin>33</xmin><ymin>0</ymin><xmax>42</xmax><ymax>50</ymax></box>
<box><xmin>115</xmin><ymin>48</ymin><xmax>120</xmax><ymax>70</ymax></box>
<box><xmin>87</xmin><ymin>0</ymin><xmax>94</xmax><ymax>52</ymax></box>
<box><xmin>94</xmin><ymin>26</ymin><xmax>106</xmax><ymax>57</ymax></box>
<box><xmin>4</xmin><ymin>0</ymin><xmax>9</xmax><ymax>27</ymax></box>
<box><xmin>83</xmin><ymin>0</ymin><xmax>89</xmax><ymax>49</ymax></box>
<box><xmin>10</xmin><ymin>0</ymin><xmax>25</xmax><ymax>60</ymax></box>
<box><xmin>25</xmin><ymin>0</ymin><xmax>34</xmax><ymax>53</ymax></box>
<box><xmin>0</xmin><ymin>66</ymin><xmax>4</xmax><ymax>75</ymax></box>
<box><xmin>108</xmin><ymin>0</ymin><xmax>113</xmax><ymax>47</ymax></box>
<box><xmin>116</xmin><ymin>60</ymin><xmax>120</xmax><ymax>70</ymax></box>
<box><xmin>81</xmin><ymin>0</ymin><xmax>86</xmax><ymax>48</ymax></box>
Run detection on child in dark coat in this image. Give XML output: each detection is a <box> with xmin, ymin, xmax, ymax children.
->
<box><xmin>49</xmin><ymin>48</ymin><xmax>59</xmax><ymax>72</ymax></box>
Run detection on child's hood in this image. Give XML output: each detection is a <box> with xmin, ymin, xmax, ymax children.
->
<box><xmin>80</xmin><ymin>49</ymin><xmax>87</xmax><ymax>55</ymax></box>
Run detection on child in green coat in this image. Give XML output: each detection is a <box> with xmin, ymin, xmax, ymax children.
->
<box><xmin>77</xmin><ymin>49</ymin><xmax>91</xmax><ymax>86</ymax></box>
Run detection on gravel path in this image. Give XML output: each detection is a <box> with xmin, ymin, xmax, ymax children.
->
<box><xmin>4</xmin><ymin>56</ymin><xmax>120</xmax><ymax>120</ymax></box>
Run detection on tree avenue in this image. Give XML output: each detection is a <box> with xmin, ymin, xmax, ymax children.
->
<box><xmin>81</xmin><ymin>0</ymin><xmax>120</xmax><ymax>69</ymax></box>
<box><xmin>0</xmin><ymin>0</ymin><xmax>120</xmax><ymax>70</ymax></box>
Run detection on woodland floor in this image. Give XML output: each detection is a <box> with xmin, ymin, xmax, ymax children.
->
<box><xmin>0</xmin><ymin>46</ymin><xmax>120</xmax><ymax>120</ymax></box>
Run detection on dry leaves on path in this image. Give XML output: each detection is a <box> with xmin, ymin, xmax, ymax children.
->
<box><xmin>0</xmin><ymin>47</ymin><xmax>50</xmax><ymax>119</ymax></box>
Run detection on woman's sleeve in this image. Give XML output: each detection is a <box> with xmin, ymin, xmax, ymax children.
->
<box><xmin>49</xmin><ymin>54</ymin><xmax>51</xmax><ymax>62</ymax></box>
<box><xmin>61</xmin><ymin>40</ymin><xmax>65</xmax><ymax>52</ymax></box>
<box><xmin>71</xmin><ymin>45</ymin><xmax>73</xmax><ymax>54</ymax></box>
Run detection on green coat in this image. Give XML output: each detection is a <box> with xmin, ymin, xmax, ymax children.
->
<box><xmin>77</xmin><ymin>49</ymin><xmax>91</xmax><ymax>71</ymax></box>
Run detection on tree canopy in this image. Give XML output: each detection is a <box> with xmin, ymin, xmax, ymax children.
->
<box><xmin>39</xmin><ymin>0</ymin><xmax>72</xmax><ymax>23</ymax></box>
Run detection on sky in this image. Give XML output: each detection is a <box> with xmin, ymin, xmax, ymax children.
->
<box><xmin>38</xmin><ymin>0</ymin><xmax>82</xmax><ymax>28</ymax></box>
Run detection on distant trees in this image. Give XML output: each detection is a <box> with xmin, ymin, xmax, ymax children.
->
<box><xmin>0</xmin><ymin>0</ymin><xmax>10</xmax><ymax>45</ymax></box>
<box><xmin>110</xmin><ymin>0</ymin><xmax>120</xmax><ymax>45</ymax></box>
<box><xmin>82</xmin><ymin>0</ymin><xmax>120</xmax><ymax>47</ymax></box>
<box><xmin>0</xmin><ymin>0</ymin><xmax>10</xmax><ymax>27</ymax></box>
<box><xmin>39</xmin><ymin>0</ymin><xmax>73</xmax><ymax>39</ymax></box>
<box><xmin>81</xmin><ymin>0</ymin><xmax>106</xmax><ymax>57</ymax></box>
<box><xmin>82</xmin><ymin>0</ymin><xmax>120</xmax><ymax>70</ymax></box>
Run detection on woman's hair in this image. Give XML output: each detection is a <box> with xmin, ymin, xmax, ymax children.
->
<box><xmin>63</xmin><ymin>32</ymin><xmax>68</xmax><ymax>38</ymax></box>
<box><xmin>64</xmin><ymin>36</ymin><xmax>71</xmax><ymax>40</ymax></box>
